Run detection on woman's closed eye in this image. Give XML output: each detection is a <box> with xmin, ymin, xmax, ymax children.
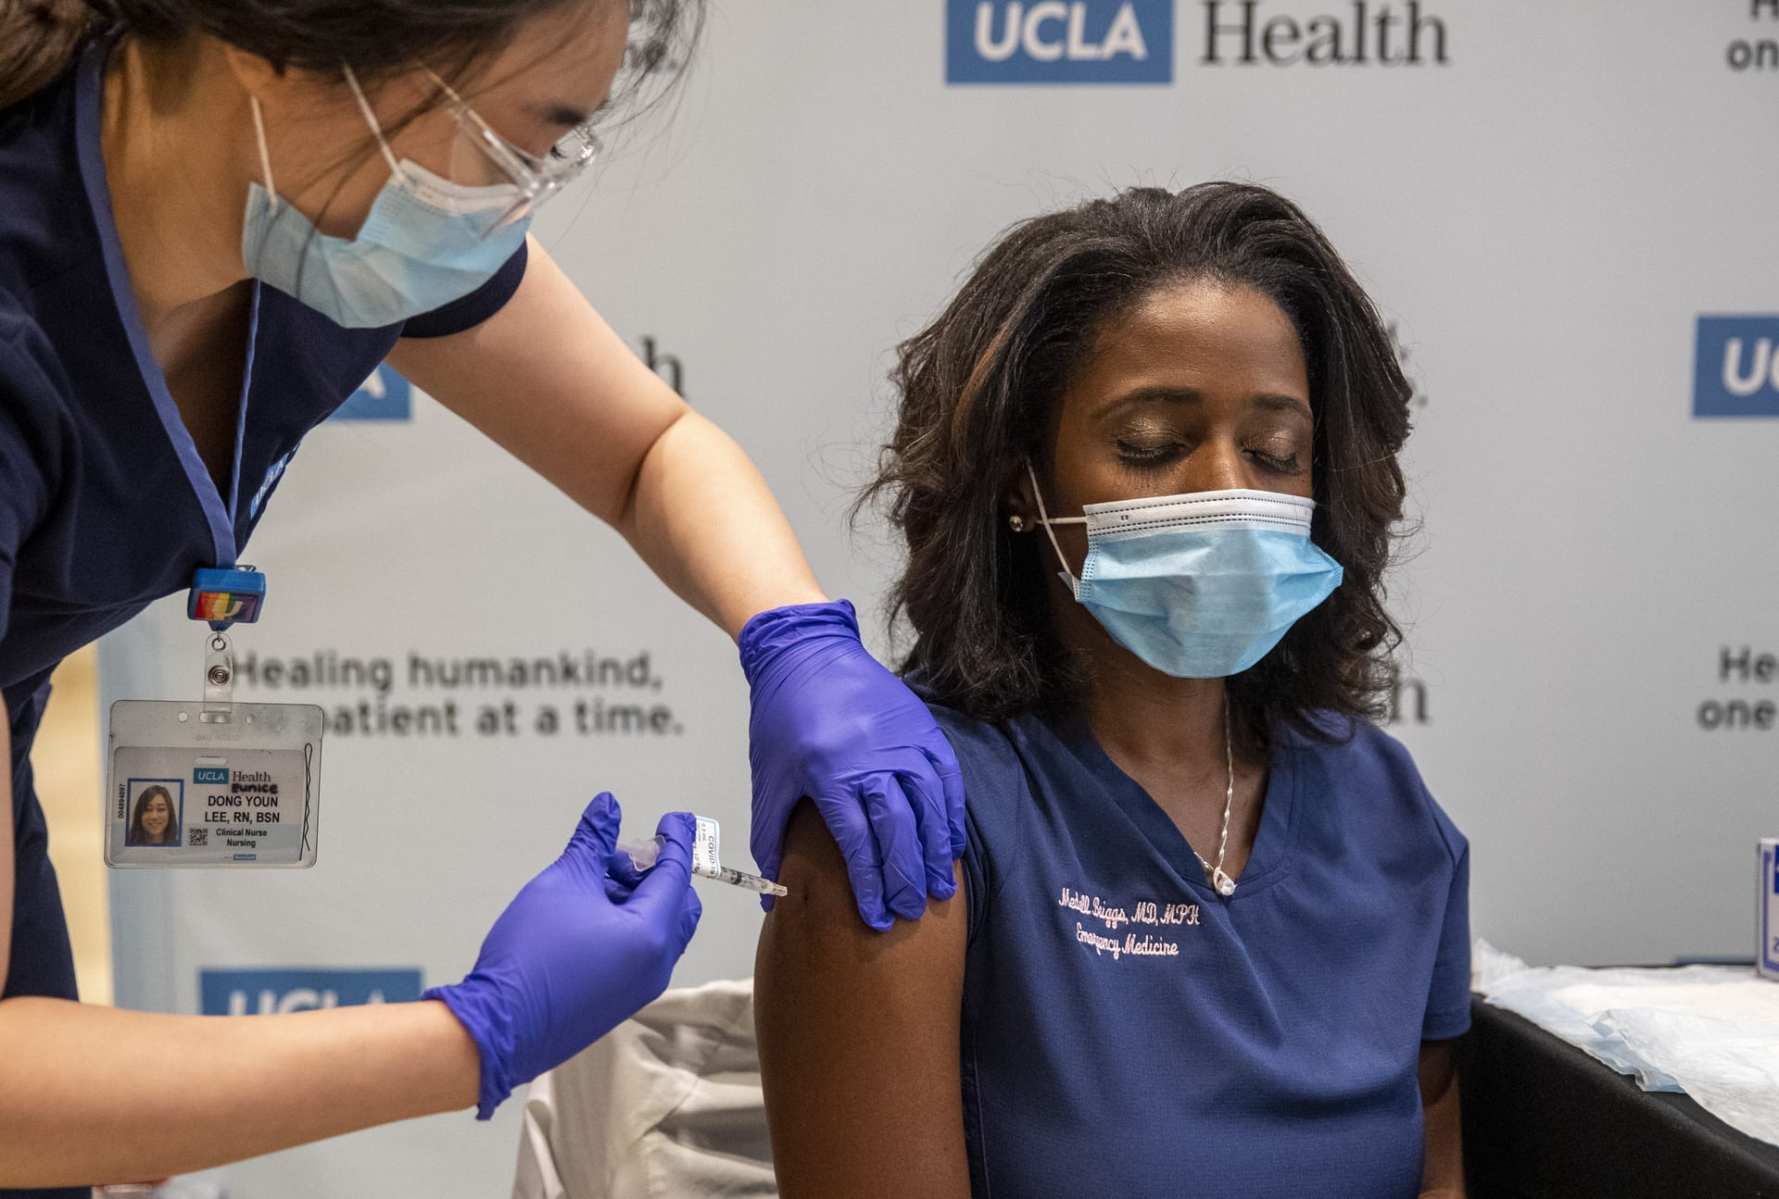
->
<box><xmin>1246</xmin><ymin>444</ymin><xmax>1305</xmax><ymax>475</ymax></box>
<box><xmin>1115</xmin><ymin>435</ymin><xmax>1187</xmax><ymax>468</ymax></box>
<box><xmin>1113</xmin><ymin>434</ymin><xmax>1307</xmax><ymax>478</ymax></box>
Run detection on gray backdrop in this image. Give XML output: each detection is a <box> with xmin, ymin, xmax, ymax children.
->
<box><xmin>101</xmin><ymin>2</ymin><xmax>1779</xmax><ymax>1194</ymax></box>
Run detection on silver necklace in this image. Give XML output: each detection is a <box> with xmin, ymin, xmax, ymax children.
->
<box><xmin>1190</xmin><ymin>692</ymin><xmax>1237</xmax><ymax>897</ymax></box>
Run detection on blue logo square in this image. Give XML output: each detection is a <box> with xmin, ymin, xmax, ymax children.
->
<box><xmin>333</xmin><ymin>363</ymin><xmax>413</xmax><ymax>422</ymax></box>
<box><xmin>1694</xmin><ymin>315</ymin><xmax>1779</xmax><ymax>418</ymax></box>
<box><xmin>199</xmin><ymin>968</ymin><xmax>424</xmax><ymax>1016</ymax></box>
<box><xmin>947</xmin><ymin>0</ymin><xmax>1173</xmax><ymax>84</ymax></box>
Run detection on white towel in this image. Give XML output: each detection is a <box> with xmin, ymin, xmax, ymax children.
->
<box><xmin>1476</xmin><ymin>942</ymin><xmax>1779</xmax><ymax>1148</ymax></box>
<box><xmin>512</xmin><ymin>978</ymin><xmax>778</xmax><ymax>1199</ymax></box>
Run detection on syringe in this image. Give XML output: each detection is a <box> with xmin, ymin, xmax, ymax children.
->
<box><xmin>701</xmin><ymin>862</ymin><xmax>788</xmax><ymax>898</ymax></box>
<box><xmin>619</xmin><ymin>815</ymin><xmax>788</xmax><ymax>898</ymax></box>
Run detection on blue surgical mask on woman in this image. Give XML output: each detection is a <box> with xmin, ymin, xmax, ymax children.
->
<box><xmin>241</xmin><ymin>66</ymin><xmax>532</xmax><ymax>328</ymax></box>
<box><xmin>1026</xmin><ymin>461</ymin><xmax>1343</xmax><ymax>678</ymax></box>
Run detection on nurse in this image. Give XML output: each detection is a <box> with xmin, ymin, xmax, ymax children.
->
<box><xmin>757</xmin><ymin>183</ymin><xmax>1470</xmax><ymax>1197</ymax></box>
<box><xmin>0</xmin><ymin>0</ymin><xmax>963</xmax><ymax>1192</ymax></box>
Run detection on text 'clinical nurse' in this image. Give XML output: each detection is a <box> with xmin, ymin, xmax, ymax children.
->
<box><xmin>0</xmin><ymin>0</ymin><xmax>965</xmax><ymax>1192</ymax></box>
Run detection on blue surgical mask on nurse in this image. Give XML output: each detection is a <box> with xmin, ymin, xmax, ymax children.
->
<box><xmin>240</xmin><ymin>66</ymin><xmax>533</xmax><ymax>328</ymax></box>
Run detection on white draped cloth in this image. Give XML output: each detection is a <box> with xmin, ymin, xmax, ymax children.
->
<box><xmin>512</xmin><ymin>978</ymin><xmax>778</xmax><ymax>1199</ymax></box>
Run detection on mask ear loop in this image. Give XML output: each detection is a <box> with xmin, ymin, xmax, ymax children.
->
<box><xmin>1024</xmin><ymin>461</ymin><xmax>1086</xmax><ymax>599</ymax></box>
<box><xmin>422</xmin><ymin>66</ymin><xmax>466</xmax><ymax>108</ymax></box>
<box><xmin>341</xmin><ymin>64</ymin><xmax>406</xmax><ymax>181</ymax></box>
<box><xmin>249</xmin><ymin>96</ymin><xmax>279</xmax><ymax>213</ymax></box>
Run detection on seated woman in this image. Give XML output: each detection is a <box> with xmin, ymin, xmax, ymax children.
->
<box><xmin>755</xmin><ymin>182</ymin><xmax>1469</xmax><ymax>1199</ymax></box>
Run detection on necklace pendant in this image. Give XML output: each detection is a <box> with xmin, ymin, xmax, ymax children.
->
<box><xmin>1212</xmin><ymin>868</ymin><xmax>1236</xmax><ymax>897</ymax></box>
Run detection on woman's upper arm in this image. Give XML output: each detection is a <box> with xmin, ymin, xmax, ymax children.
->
<box><xmin>1</xmin><ymin>697</ymin><xmax>12</xmax><ymax>988</ymax></box>
<box><xmin>1418</xmin><ymin>1039</ymin><xmax>1465</xmax><ymax>1197</ymax></box>
<box><xmin>755</xmin><ymin>801</ymin><xmax>971</xmax><ymax>1199</ymax></box>
<box><xmin>384</xmin><ymin>238</ymin><xmax>687</xmax><ymax>526</ymax></box>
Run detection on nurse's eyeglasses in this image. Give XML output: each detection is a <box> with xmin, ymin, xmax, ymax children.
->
<box><xmin>423</xmin><ymin>68</ymin><xmax>605</xmax><ymax>229</ymax></box>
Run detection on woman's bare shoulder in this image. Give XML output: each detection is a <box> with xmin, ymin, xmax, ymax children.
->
<box><xmin>754</xmin><ymin>800</ymin><xmax>971</xmax><ymax>1199</ymax></box>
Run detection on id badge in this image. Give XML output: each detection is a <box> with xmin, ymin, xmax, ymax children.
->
<box><xmin>105</xmin><ymin>626</ymin><xmax>323</xmax><ymax>868</ymax></box>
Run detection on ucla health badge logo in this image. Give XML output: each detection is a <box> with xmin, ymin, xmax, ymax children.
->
<box><xmin>947</xmin><ymin>0</ymin><xmax>1173</xmax><ymax>84</ymax></box>
<box><xmin>1694</xmin><ymin>315</ymin><xmax>1779</xmax><ymax>418</ymax></box>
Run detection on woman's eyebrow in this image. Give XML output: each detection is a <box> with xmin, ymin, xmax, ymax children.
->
<box><xmin>1093</xmin><ymin>386</ymin><xmax>1203</xmax><ymax>418</ymax></box>
<box><xmin>1249</xmin><ymin>393</ymin><xmax>1313</xmax><ymax>420</ymax></box>
<box><xmin>1092</xmin><ymin>387</ymin><xmax>1312</xmax><ymax>420</ymax></box>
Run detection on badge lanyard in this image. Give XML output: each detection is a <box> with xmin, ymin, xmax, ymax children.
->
<box><xmin>105</xmin><ymin>567</ymin><xmax>325</xmax><ymax>869</ymax></box>
<box><xmin>79</xmin><ymin>43</ymin><xmax>320</xmax><ymax>867</ymax></box>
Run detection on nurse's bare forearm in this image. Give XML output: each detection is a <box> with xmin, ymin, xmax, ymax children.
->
<box><xmin>389</xmin><ymin>246</ymin><xmax>822</xmax><ymax>637</ymax></box>
<box><xmin>615</xmin><ymin>408</ymin><xmax>826</xmax><ymax>639</ymax></box>
<box><xmin>0</xmin><ymin>997</ymin><xmax>478</xmax><ymax>1186</ymax></box>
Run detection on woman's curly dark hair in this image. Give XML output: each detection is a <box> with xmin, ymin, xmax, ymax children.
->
<box><xmin>860</xmin><ymin>182</ymin><xmax>1413</xmax><ymax>748</ymax></box>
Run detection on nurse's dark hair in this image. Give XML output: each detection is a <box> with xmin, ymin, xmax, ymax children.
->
<box><xmin>0</xmin><ymin>0</ymin><xmax>702</xmax><ymax>113</ymax></box>
<box><xmin>128</xmin><ymin>784</ymin><xmax>177</xmax><ymax>843</ymax></box>
<box><xmin>860</xmin><ymin>182</ymin><xmax>1413</xmax><ymax>748</ymax></box>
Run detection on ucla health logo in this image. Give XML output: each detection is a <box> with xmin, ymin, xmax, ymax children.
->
<box><xmin>199</xmin><ymin>968</ymin><xmax>423</xmax><ymax>1016</ymax></box>
<box><xmin>1694</xmin><ymin>315</ymin><xmax>1779</xmax><ymax>418</ymax></box>
<box><xmin>947</xmin><ymin>0</ymin><xmax>1172</xmax><ymax>84</ymax></box>
<box><xmin>333</xmin><ymin>362</ymin><xmax>413</xmax><ymax>422</ymax></box>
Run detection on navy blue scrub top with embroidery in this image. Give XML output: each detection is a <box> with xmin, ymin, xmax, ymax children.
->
<box><xmin>0</xmin><ymin>34</ymin><xmax>525</xmax><ymax>1058</ymax></box>
<box><xmin>933</xmin><ymin>700</ymin><xmax>1471</xmax><ymax>1198</ymax></box>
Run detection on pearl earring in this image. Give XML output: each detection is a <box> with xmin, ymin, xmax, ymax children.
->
<box><xmin>1008</xmin><ymin>513</ymin><xmax>1027</xmax><ymax>532</ymax></box>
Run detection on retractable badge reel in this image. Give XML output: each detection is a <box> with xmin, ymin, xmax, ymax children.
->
<box><xmin>104</xmin><ymin>568</ymin><xmax>324</xmax><ymax>868</ymax></box>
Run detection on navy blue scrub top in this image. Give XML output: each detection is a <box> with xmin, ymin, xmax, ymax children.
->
<box><xmin>0</xmin><ymin>41</ymin><xmax>526</xmax><ymax>1190</ymax></box>
<box><xmin>933</xmin><ymin>701</ymin><xmax>1471</xmax><ymax>1198</ymax></box>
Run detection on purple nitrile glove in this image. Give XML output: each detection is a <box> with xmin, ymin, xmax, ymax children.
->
<box><xmin>425</xmin><ymin>794</ymin><xmax>701</xmax><ymax>1119</ymax></box>
<box><xmin>740</xmin><ymin>599</ymin><xmax>966</xmax><ymax>931</ymax></box>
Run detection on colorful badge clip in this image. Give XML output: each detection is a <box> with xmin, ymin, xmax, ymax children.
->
<box><xmin>188</xmin><ymin>567</ymin><xmax>266</xmax><ymax>631</ymax></box>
